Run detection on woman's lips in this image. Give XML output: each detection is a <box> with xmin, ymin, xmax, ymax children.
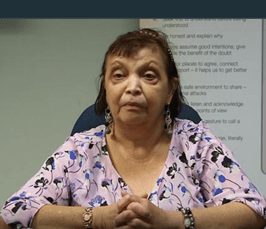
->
<box><xmin>123</xmin><ymin>102</ymin><xmax>143</xmax><ymax>110</ymax></box>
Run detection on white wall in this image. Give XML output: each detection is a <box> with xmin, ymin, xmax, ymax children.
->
<box><xmin>0</xmin><ymin>19</ymin><xmax>139</xmax><ymax>206</ymax></box>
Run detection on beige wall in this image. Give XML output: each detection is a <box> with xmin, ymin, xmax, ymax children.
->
<box><xmin>0</xmin><ymin>19</ymin><xmax>138</xmax><ymax>205</ymax></box>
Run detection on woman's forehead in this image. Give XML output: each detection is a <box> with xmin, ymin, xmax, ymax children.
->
<box><xmin>109</xmin><ymin>43</ymin><xmax>164</xmax><ymax>58</ymax></box>
<box><xmin>106</xmin><ymin>47</ymin><xmax>165</xmax><ymax>65</ymax></box>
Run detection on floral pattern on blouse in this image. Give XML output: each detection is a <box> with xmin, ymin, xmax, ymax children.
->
<box><xmin>1</xmin><ymin>119</ymin><xmax>266</xmax><ymax>228</ymax></box>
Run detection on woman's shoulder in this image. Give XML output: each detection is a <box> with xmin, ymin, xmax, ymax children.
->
<box><xmin>173</xmin><ymin>118</ymin><xmax>210</xmax><ymax>134</ymax></box>
<box><xmin>172</xmin><ymin>118</ymin><xmax>220</xmax><ymax>148</ymax></box>
<box><xmin>54</xmin><ymin>124</ymin><xmax>107</xmax><ymax>156</ymax></box>
<box><xmin>71</xmin><ymin>124</ymin><xmax>106</xmax><ymax>142</ymax></box>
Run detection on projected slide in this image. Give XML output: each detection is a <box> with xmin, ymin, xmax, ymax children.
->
<box><xmin>140</xmin><ymin>19</ymin><xmax>264</xmax><ymax>173</ymax></box>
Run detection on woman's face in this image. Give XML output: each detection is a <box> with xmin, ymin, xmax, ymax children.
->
<box><xmin>104</xmin><ymin>47</ymin><xmax>175</xmax><ymax>127</ymax></box>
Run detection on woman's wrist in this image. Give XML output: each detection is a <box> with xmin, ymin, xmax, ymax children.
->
<box><xmin>91</xmin><ymin>207</ymin><xmax>102</xmax><ymax>229</ymax></box>
<box><xmin>83</xmin><ymin>207</ymin><xmax>93</xmax><ymax>229</ymax></box>
<box><xmin>164</xmin><ymin>210</ymin><xmax>182</xmax><ymax>229</ymax></box>
<box><xmin>92</xmin><ymin>204</ymin><xmax>118</xmax><ymax>229</ymax></box>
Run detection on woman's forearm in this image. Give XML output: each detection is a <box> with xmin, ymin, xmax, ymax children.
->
<box><xmin>31</xmin><ymin>204</ymin><xmax>118</xmax><ymax>229</ymax></box>
<box><xmin>31</xmin><ymin>205</ymin><xmax>85</xmax><ymax>229</ymax></box>
<box><xmin>167</xmin><ymin>202</ymin><xmax>266</xmax><ymax>229</ymax></box>
<box><xmin>115</xmin><ymin>194</ymin><xmax>265</xmax><ymax>229</ymax></box>
<box><xmin>0</xmin><ymin>216</ymin><xmax>12</xmax><ymax>229</ymax></box>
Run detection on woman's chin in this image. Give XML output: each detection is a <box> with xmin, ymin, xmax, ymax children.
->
<box><xmin>118</xmin><ymin>116</ymin><xmax>147</xmax><ymax>127</ymax></box>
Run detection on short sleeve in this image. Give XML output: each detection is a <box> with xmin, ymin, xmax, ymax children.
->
<box><xmin>0</xmin><ymin>137</ymin><xmax>78</xmax><ymax>228</ymax></box>
<box><xmin>196</xmin><ymin>121</ymin><xmax>266</xmax><ymax>219</ymax></box>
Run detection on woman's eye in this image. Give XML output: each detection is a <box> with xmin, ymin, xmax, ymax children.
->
<box><xmin>144</xmin><ymin>73</ymin><xmax>156</xmax><ymax>80</ymax></box>
<box><xmin>114</xmin><ymin>73</ymin><xmax>124</xmax><ymax>79</ymax></box>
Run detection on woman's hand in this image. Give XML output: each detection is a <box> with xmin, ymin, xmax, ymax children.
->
<box><xmin>92</xmin><ymin>191</ymin><xmax>151</xmax><ymax>229</ymax></box>
<box><xmin>113</xmin><ymin>191</ymin><xmax>175</xmax><ymax>229</ymax></box>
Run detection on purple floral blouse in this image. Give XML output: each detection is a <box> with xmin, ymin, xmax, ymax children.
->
<box><xmin>1</xmin><ymin>119</ymin><xmax>266</xmax><ymax>228</ymax></box>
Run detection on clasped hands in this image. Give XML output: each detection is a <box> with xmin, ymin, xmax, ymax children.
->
<box><xmin>113</xmin><ymin>190</ymin><xmax>172</xmax><ymax>229</ymax></box>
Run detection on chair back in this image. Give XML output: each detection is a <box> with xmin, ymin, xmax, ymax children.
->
<box><xmin>71</xmin><ymin>103</ymin><xmax>201</xmax><ymax>136</ymax></box>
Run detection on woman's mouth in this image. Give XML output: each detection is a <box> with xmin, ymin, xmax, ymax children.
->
<box><xmin>124</xmin><ymin>102</ymin><xmax>143</xmax><ymax>110</ymax></box>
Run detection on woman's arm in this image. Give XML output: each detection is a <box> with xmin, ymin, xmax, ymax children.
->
<box><xmin>31</xmin><ymin>192</ymin><xmax>148</xmax><ymax>229</ymax></box>
<box><xmin>0</xmin><ymin>216</ymin><xmax>12</xmax><ymax>229</ymax></box>
<box><xmin>114</xmin><ymin>195</ymin><xmax>266</xmax><ymax>229</ymax></box>
<box><xmin>31</xmin><ymin>205</ymin><xmax>85</xmax><ymax>229</ymax></box>
<box><xmin>31</xmin><ymin>204</ymin><xmax>118</xmax><ymax>229</ymax></box>
<box><xmin>189</xmin><ymin>202</ymin><xmax>266</xmax><ymax>229</ymax></box>
<box><xmin>1</xmin><ymin>135</ymin><xmax>97</xmax><ymax>227</ymax></box>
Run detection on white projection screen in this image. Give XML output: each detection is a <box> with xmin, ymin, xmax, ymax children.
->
<box><xmin>140</xmin><ymin>19</ymin><xmax>266</xmax><ymax>195</ymax></box>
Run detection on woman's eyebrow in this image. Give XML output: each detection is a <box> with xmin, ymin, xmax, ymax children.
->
<box><xmin>108</xmin><ymin>61</ymin><xmax>126</xmax><ymax>73</ymax></box>
<box><xmin>139</xmin><ymin>61</ymin><xmax>161</xmax><ymax>72</ymax></box>
<box><xmin>108</xmin><ymin>60</ymin><xmax>161</xmax><ymax>72</ymax></box>
<box><xmin>143</xmin><ymin>60</ymin><xmax>159</xmax><ymax>67</ymax></box>
<box><xmin>109</xmin><ymin>61</ymin><xmax>124</xmax><ymax>69</ymax></box>
<box><xmin>110</xmin><ymin>60</ymin><xmax>124</xmax><ymax>66</ymax></box>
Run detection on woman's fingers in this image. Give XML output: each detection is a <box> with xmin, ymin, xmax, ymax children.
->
<box><xmin>115</xmin><ymin>202</ymin><xmax>152</xmax><ymax>226</ymax></box>
<box><xmin>121</xmin><ymin>190</ymin><xmax>148</xmax><ymax>199</ymax></box>
<box><xmin>115</xmin><ymin>192</ymin><xmax>168</xmax><ymax>229</ymax></box>
<box><xmin>126</xmin><ymin>201</ymin><xmax>152</xmax><ymax>220</ymax></box>
<box><xmin>117</xmin><ymin>193</ymin><xmax>141</xmax><ymax>213</ymax></box>
<box><xmin>117</xmin><ymin>191</ymin><xmax>148</xmax><ymax>213</ymax></box>
<box><xmin>113</xmin><ymin>209</ymin><xmax>137</xmax><ymax>227</ymax></box>
<box><xmin>114</xmin><ymin>217</ymin><xmax>152</xmax><ymax>229</ymax></box>
<box><xmin>115</xmin><ymin>191</ymin><xmax>152</xmax><ymax>228</ymax></box>
<box><xmin>139</xmin><ymin>192</ymin><xmax>149</xmax><ymax>199</ymax></box>
<box><xmin>114</xmin><ymin>207</ymin><xmax>152</xmax><ymax>228</ymax></box>
<box><xmin>121</xmin><ymin>190</ymin><xmax>128</xmax><ymax>197</ymax></box>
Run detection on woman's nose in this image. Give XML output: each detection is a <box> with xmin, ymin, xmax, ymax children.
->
<box><xmin>125</xmin><ymin>75</ymin><xmax>141</xmax><ymax>95</ymax></box>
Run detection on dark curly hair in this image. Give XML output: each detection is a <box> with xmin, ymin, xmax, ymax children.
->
<box><xmin>95</xmin><ymin>28</ymin><xmax>185</xmax><ymax>121</ymax></box>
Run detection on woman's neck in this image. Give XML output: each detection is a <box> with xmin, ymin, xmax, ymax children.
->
<box><xmin>106</xmin><ymin>120</ymin><xmax>171</xmax><ymax>162</ymax></box>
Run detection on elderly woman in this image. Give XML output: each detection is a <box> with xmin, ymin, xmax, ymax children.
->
<box><xmin>1</xmin><ymin>28</ymin><xmax>266</xmax><ymax>229</ymax></box>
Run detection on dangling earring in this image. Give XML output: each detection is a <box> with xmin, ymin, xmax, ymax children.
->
<box><xmin>105</xmin><ymin>107</ymin><xmax>113</xmax><ymax>134</ymax></box>
<box><xmin>165</xmin><ymin>104</ymin><xmax>172</xmax><ymax>136</ymax></box>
